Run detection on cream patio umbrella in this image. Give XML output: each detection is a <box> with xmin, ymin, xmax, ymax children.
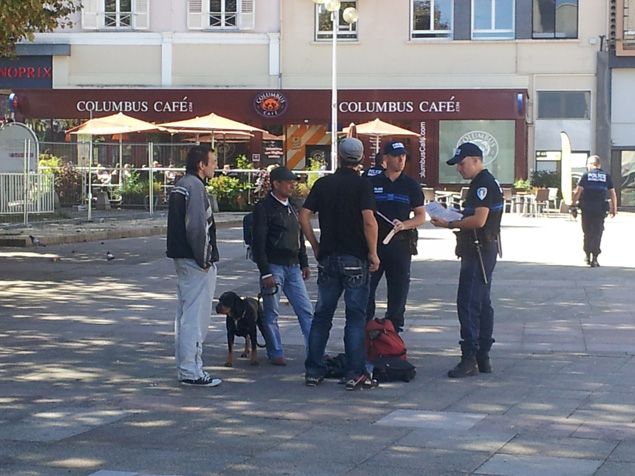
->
<box><xmin>159</xmin><ymin>113</ymin><xmax>265</xmax><ymax>165</ymax></box>
<box><xmin>68</xmin><ymin>112</ymin><xmax>169</xmax><ymax>220</ymax></box>
<box><xmin>342</xmin><ymin>118</ymin><xmax>420</xmax><ymax>154</ymax></box>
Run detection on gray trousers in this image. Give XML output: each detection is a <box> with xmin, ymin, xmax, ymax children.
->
<box><xmin>173</xmin><ymin>258</ymin><xmax>217</xmax><ymax>380</ymax></box>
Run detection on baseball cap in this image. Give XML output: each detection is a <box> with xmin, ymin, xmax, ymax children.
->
<box><xmin>269</xmin><ymin>166</ymin><xmax>298</xmax><ymax>182</ymax></box>
<box><xmin>447</xmin><ymin>142</ymin><xmax>483</xmax><ymax>165</ymax></box>
<box><xmin>338</xmin><ymin>137</ymin><xmax>364</xmax><ymax>164</ymax></box>
<box><xmin>383</xmin><ymin>140</ymin><xmax>407</xmax><ymax>156</ymax></box>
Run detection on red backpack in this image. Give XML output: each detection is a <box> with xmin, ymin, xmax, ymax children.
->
<box><xmin>366</xmin><ymin>318</ymin><xmax>407</xmax><ymax>360</ymax></box>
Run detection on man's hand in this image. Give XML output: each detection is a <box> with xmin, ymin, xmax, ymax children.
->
<box><xmin>302</xmin><ymin>267</ymin><xmax>311</xmax><ymax>280</ymax></box>
<box><xmin>261</xmin><ymin>275</ymin><xmax>277</xmax><ymax>289</ymax></box>
<box><xmin>391</xmin><ymin>219</ymin><xmax>406</xmax><ymax>232</ymax></box>
<box><xmin>430</xmin><ymin>217</ymin><xmax>449</xmax><ymax>228</ymax></box>
<box><xmin>311</xmin><ymin>244</ymin><xmax>320</xmax><ymax>261</ymax></box>
<box><xmin>368</xmin><ymin>253</ymin><xmax>380</xmax><ymax>273</ymax></box>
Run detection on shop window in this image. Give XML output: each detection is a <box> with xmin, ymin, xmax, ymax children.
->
<box><xmin>623</xmin><ymin>0</ymin><xmax>635</xmax><ymax>48</ymax></box>
<box><xmin>187</xmin><ymin>0</ymin><xmax>254</xmax><ymax>30</ymax></box>
<box><xmin>472</xmin><ymin>0</ymin><xmax>514</xmax><ymax>40</ymax></box>
<box><xmin>537</xmin><ymin>91</ymin><xmax>590</xmax><ymax>119</ymax></box>
<box><xmin>439</xmin><ymin>120</ymin><xmax>515</xmax><ymax>184</ymax></box>
<box><xmin>620</xmin><ymin>151</ymin><xmax>635</xmax><ymax>206</ymax></box>
<box><xmin>411</xmin><ymin>0</ymin><xmax>452</xmax><ymax>39</ymax></box>
<box><xmin>82</xmin><ymin>0</ymin><xmax>149</xmax><ymax>30</ymax></box>
<box><xmin>532</xmin><ymin>0</ymin><xmax>578</xmax><ymax>39</ymax></box>
<box><xmin>315</xmin><ymin>1</ymin><xmax>358</xmax><ymax>41</ymax></box>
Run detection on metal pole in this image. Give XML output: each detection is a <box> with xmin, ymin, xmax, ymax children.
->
<box><xmin>119</xmin><ymin>136</ymin><xmax>123</xmax><ymax>190</ymax></box>
<box><xmin>330</xmin><ymin>9</ymin><xmax>339</xmax><ymax>173</ymax></box>
<box><xmin>23</xmin><ymin>139</ymin><xmax>28</xmax><ymax>226</ymax></box>
<box><xmin>148</xmin><ymin>142</ymin><xmax>154</xmax><ymax>214</ymax></box>
<box><xmin>88</xmin><ymin>137</ymin><xmax>93</xmax><ymax>221</ymax></box>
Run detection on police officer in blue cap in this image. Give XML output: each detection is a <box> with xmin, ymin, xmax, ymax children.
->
<box><xmin>431</xmin><ymin>142</ymin><xmax>503</xmax><ymax>378</ymax></box>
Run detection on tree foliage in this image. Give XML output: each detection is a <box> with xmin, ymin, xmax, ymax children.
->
<box><xmin>0</xmin><ymin>1</ymin><xmax>79</xmax><ymax>57</ymax></box>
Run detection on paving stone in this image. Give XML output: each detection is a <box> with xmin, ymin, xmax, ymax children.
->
<box><xmin>499</xmin><ymin>436</ymin><xmax>618</xmax><ymax>459</ymax></box>
<box><xmin>0</xmin><ymin>407</ymin><xmax>128</xmax><ymax>442</ymax></box>
<box><xmin>475</xmin><ymin>454</ymin><xmax>603</xmax><ymax>476</ymax></box>
<box><xmin>396</xmin><ymin>428</ymin><xmax>516</xmax><ymax>452</ymax></box>
<box><xmin>361</xmin><ymin>446</ymin><xmax>489</xmax><ymax>472</ymax></box>
<box><xmin>375</xmin><ymin>409</ymin><xmax>487</xmax><ymax>431</ymax></box>
<box><xmin>593</xmin><ymin>462</ymin><xmax>635</xmax><ymax>475</ymax></box>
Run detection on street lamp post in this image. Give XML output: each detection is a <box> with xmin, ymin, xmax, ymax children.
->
<box><xmin>312</xmin><ymin>0</ymin><xmax>358</xmax><ymax>172</ymax></box>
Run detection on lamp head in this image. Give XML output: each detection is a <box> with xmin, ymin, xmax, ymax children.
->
<box><xmin>342</xmin><ymin>7</ymin><xmax>358</xmax><ymax>24</ymax></box>
<box><xmin>324</xmin><ymin>0</ymin><xmax>341</xmax><ymax>12</ymax></box>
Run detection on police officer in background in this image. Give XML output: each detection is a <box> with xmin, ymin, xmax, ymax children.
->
<box><xmin>571</xmin><ymin>155</ymin><xmax>617</xmax><ymax>268</ymax></box>
<box><xmin>363</xmin><ymin>152</ymin><xmax>385</xmax><ymax>178</ymax></box>
<box><xmin>431</xmin><ymin>142</ymin><xmax>503</xmax><ymax>378</ymax></box>
<box><xmin>367</xmin><ymin>140</ymin><xmax>425</xmax><ymax>332</ymax></box>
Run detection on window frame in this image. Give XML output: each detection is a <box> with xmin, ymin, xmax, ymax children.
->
<box><xmin>314</xmin><ymin>1</ymin><xmax>358</xmax><ymax>42</ymax></box>
<box><xmin>471</xmin><ymin>0</ymin><xmax>515</xmax><ymax>40</ymax></box>
<box><xmin>532</xmin><ymin>0</ymin><xmax>579</xmax><ymax>39</ymax></box>
<box><xmin>104</xmin><ymin>0</ymin><xmax>133</xmax><ymax>29</ymax></box>
<box><xmin>209</xmin><ymin>0</ymin><xmax>238</xmax><ymax>29</ymax></box>
<box><xmin>410</xmin><ymin>0</ymin><xmax>453</xmax><ymax>39</ymax></box>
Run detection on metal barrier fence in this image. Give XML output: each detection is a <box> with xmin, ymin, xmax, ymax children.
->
<box><xmin>0</xmin><ymin>173</ymin><xmax>55</xmax><ymax>218</ymax></box>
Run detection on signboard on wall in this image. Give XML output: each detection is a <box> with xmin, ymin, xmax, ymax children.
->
<box><xmin>0</xmin><ymin>56</ymin><xmax>52</xmax><ymax>89</ymax></box>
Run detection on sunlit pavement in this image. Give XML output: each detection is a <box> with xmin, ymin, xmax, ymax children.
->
<box><xmin>1</xmin><ymin>212</ymin><xmax>634</xmax><ymax>475</ymax></box>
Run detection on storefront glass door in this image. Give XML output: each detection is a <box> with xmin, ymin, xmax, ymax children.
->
<box><xmin>620</xmin><ymin>151</ymin><xmax>635</xmax><ymax>206</ymax></box>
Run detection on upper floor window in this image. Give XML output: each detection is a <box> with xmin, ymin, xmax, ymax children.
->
<box><xmin>472</xmin><ymin>0</ymin><xmax>514</xmax><ymax>40</ymax></box>
<box><xmin>82</xmin><ymin>0</ymin><xmax>149</xmax><ymax>30</ymax></box>
<box><xmin>537</xmin><ymin>91</ymin><xmax>590</xmax><ymax>119</ymax></box>
<box><xmin>532</xmin><ymin>0</ymin><xmax>578</xmax><ymax>39</ymax></box>
<box><xmin>315</xmin><ymin>1</ymin><xmax>358</xmax><ymax>41</ymax></box>
<box><xmin>187</xmin><ymin>0</ymin><xmax>255</xmax><ymax>30</ymax></box>
<box><xmin>411</xmin><ymin>0</ymin><xmax>452</xmax><ymax>39</ymax></box>
<box><xmin>625</xmin><ymin>0</ymin><xmax>635</xmax><ymax>43</ymax></box>
<box><xmin>105</xmin><ymin>0</ymin><xmax>132</xmax><ymax>28</ymax></box>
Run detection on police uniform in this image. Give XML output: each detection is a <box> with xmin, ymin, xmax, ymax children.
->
<box><xmin>454</xmin><ymin>168</ymin><xmax>503</xmax><ymax>361</ymax></box>
<box><xmin>577</xmin><ymin>168</ymin><xmax>613</xmax><ymax>263</ymax></box>
<box><xmin>367</xmin><ymin>171</ymin><xmax>423</xmax><ymax>331</ymax></box>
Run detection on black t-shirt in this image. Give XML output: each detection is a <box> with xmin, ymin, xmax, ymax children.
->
<box><xmin>369</xmin><ymin>172</ymin><xmax>424</xmax><ymax>241</ymax></box>
<box><xmin>303</xmin><ymin>167</ymin><xmax>376</xmax><ymax>260</ymax></box>
<box><xmin>578</xmin><ymin>168</ymin><xmax>613</xmax><ymax>213</ymax></box>
<box><xmin>462</xmin><ymin>169</ymin><xmax>503</xmax><ymax>240</ymax></box>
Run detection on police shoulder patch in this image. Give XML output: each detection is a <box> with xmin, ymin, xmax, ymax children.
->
<box><xmin>477</xmin><ymin>187</ymin><xmax>488</xmax><ymax>200</ymax></box>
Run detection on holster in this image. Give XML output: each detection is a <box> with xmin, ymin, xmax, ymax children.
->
<box><xmin>454</xmin><ymin>231</ymin><xmax>472</xmax><ymax>258</ymax></box>
<box><xmin>407</xmin><ymin>228</ymin><xmax>418</xmax><ymax>255</ymax></box>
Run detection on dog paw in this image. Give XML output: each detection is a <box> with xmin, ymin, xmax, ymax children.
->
<box><xmin>224</xmin><ymin>361</ymin><xmax>233</xmax><ymax>367</ymax></box>
<box><xmin>240</xmin><ymin>352</ymin><xmax>249</xmax><ymax>358</ymax></box>
<box><xmin>249</xmin><ymin>360</ymin><xmax>259</xmax><ymax>366</ymax></box>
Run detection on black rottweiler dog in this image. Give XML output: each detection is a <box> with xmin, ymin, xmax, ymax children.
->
<box><xmin>215</xmin><ymin>291</ymin><xmax>267</xmax><ymax>367</ymax></box>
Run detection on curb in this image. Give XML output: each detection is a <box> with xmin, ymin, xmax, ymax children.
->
<box><xmin>0</xmin><ymin>219</ymin><xmax>243</xmax><ymax>247</ymax></box>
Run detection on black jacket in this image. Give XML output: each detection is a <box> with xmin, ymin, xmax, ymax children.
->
<box><xmin>166</xmin><ymin>173</ymin><xmax>219</xmax><ymax>268</ymax></box>
<box><xmin>252</xmin><ymin>193</ymin><xmax>309</xmax><ymax>276</ymax></box>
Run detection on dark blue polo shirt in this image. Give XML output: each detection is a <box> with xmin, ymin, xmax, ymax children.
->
<box><xmin>462</xmin><ymin>169</ymin><xmax>503</xmax><ymax>241</ymax></box>
<box><xmin>578</xmin><ymin>168</ymin><xmax>613</xmax><ymax>213</ymax></box>
<box><xmin>369</xmin><ymin>172</ymin><xmax>424</xmax><ymax>242</ymax></box>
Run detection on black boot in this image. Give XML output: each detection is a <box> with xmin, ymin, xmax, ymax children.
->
<box><xmin>448</xmin><ymin>353</ymin><xmax>478</xmax><ymax>378</ymax></box>
<box><xmin>590</xmin><ymin>253</ymin><xmax>599</xmax><ymax>267</ymax></box>
<box><xmin>476</xmin><ymin>350</ymin><xmax>492</xmax><ymax>373</ymax></box>
<box><xmin>585</xmin><ymin>253</ymin><xmax>591</xmax><ymax>266</ymax></box>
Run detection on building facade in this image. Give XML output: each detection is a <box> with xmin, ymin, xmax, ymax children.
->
<box><xmin>1</xmin><ymin>0</ymin><xmax>614</xmax><ymax>193</ymax></box>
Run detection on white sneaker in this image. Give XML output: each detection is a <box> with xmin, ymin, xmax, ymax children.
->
<box><xmin>179</xmin><ymin>375</ymin><xmax>222</xmax><ymax>387</ymax></box>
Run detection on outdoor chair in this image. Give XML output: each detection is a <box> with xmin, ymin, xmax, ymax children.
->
<box><xmin>547</xmin><ymin>187</ymin><xmax>559</xmax><ymax>211</ymax></box>
<box><xmin>534</xmin><ymin>188</ymin><xmax>550</xmax><ymax>216</ymax></box>
<box><xmin>422</xmin><ymin>187</ymin><xmax>435</xmax><ymax>204</ymax></box>
<box><xmin>502</xmin><ymin>188</ymin><xmax>514</xmax><ymax>213</ymax></box>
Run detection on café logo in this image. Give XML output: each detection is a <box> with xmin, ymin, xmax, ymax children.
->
<box><xmin>253</xmin><ymin>91</ymin><xmax>288</xmax><ymax>118</ymax></box>
<box><xmin>457</xmin><ymin>130</ymin><xmax>499</xmax><ymax>166</ymax></box>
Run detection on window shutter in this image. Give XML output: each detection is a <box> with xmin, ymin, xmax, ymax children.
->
<box><xmin>187</xmin><ymin>0</ymin><xmax>205</xmax><ymax>30</ymax></box>
<box><xmin>133</xmin><ymin>0</ymin><xmax>150</xmax><ymax>30</ymax></box>
<box><xmin>238</xmin><ymin>0</ymin><xmax>255</xmax><ymax>30</ymax></box>
<box><xmin>82</xmin><ymin>0</ymin><xmax>100</xmax><ymax>30</ymax></box>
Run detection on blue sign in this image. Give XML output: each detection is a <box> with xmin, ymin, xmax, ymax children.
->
<box><xmin>0</xmin><ymin>56</ymin><xmax>52</xmax><ymax>89</ymax></box>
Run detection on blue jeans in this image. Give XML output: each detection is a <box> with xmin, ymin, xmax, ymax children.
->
<box><xmin>305</xmin><ymin>254</ymin><xmax>370</xmax><ymax>379</ymax></box>
<box><xmin>457</xmin><ymin>245</ymin><xmax>497</xmax><ymax>355</ymax></box>
<box><xmin>261</xmin><ymin>264</ymin><xmax>313</xmax><ymax>359</ymax></box>
<box><xmin>367</xmin><ymin>239</ymin><xmax>411</xmax><ymax>330</ymax></box>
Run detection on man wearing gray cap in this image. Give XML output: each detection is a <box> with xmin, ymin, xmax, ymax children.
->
<box><xmin>300</xmin><ymin>138</ymin><xmax>380</xmax><ymax>390</ymax></box>
<box><xmin>431</xmin><ymin>142</ymin><xmax>503</xmax><ymax>378</ymax></box>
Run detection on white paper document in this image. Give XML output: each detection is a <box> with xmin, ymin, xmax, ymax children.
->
<box><xmin>425</xmin><ymin>202</ymin><xmax>463</xmax><ymax>222</ymax></box>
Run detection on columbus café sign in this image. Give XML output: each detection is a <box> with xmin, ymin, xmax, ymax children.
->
<box><xmin>75</xmin><ymin>97</ymin><xmax>194</xmax><ymax>114</ymax></box>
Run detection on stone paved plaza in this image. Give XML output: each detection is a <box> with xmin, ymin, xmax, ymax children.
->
<box><xmin>1</xmin><ymin>211</ymin><xmax>634</xmax><ymax>475</ymax></box>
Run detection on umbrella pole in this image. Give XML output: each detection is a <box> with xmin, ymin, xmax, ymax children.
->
<box><xmin>88</xmin><ymin>137</ymin><xmax>93</xmax><ymax>221</ymax></box>
<box><xmin>119</xmin><ymin>136</ymin><xmax>123</xmax><ymax>190</ymax></box>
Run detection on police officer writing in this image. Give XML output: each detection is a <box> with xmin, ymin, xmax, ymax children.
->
<box><xmin>430</xmin><ymin>142</ymin><xmax>503</xmax><ymax>378</ymax></box>
<box><xmin>367</xmin><ymin>140</ymin><xmax>425</xmax><ymax>333</ymax></box>
<box><xmin>571</xmin><ymin>155</ymin><xmax>617</xmax><ymax>268</ymax></box>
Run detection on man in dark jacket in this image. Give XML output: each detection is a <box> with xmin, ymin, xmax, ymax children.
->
<box><xmin>166</xmin><ymin>145</ymin><xmax>221</xmax><ymax>387</ymax></box>
<box><xmin>252</xmin><ymin>166</ymin><xmax>313</xmax><ymax>366</ymax></box>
